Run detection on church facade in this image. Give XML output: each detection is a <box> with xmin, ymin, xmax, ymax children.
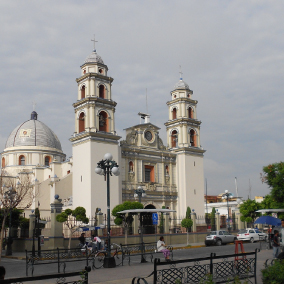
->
<box><xmin>1</xmin><ymin>45</ymin><xmax>206</xmax><ymax>220</ymax></box>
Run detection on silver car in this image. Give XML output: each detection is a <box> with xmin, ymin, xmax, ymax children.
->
<box><xmin>205</xmin><ymin>230</ymin><xmax>236</xmax><ymax>246</ymax></box>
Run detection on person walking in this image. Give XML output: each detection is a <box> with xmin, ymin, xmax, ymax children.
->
<box><xmin>273</xmin><ymin>230</ymin><xmax>280</xmax><ymax>258</ymax></box>
<box><xmin>157</xmin><ymin>236</ymin><xmax>170</xmax><ymax>261</ymax></box>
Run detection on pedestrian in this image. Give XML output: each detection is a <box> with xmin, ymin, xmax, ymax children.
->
<box><xmin>157</xmin><ymin>236</ymin><xmax>170</xmax><ymax>261</ymax></box>
<box><xmin>0</xmin><ymin>266</ymin><xmax>5</xmax><ymax>280</ymax></box>
<box><xmin>78</xmin><ymin>233</ymin><xmax>86</xmax><ymax>248</ymax></box>
<box><xmin>273</xmin><ymin>230</ymin><xmax>280</xmax><ymax>258</ymax></box>
<box><xmin>94</xmin><ymin>236</ymin><xmax>102</xmax><ymax>251</ymax></box>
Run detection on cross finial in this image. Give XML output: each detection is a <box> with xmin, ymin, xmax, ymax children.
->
<box><xmin>91</xmin><ymin>34</ymin><xmax>98</xmax><ymax>51</ymax></box>
<box><xmin>179</xmin><ymin>65</ymin><xmax>183</xmax><ymax>80</ymax></box>
<box><xmin>33</xmin><ymin>101</ymin><xmax>36</xmax><ymax>111</ymax></box>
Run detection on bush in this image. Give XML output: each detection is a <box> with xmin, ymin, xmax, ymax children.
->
<box><xmin>261</xmin><ymin>259</ymin><xmax>284</xmax><ymax>284</ymax></box>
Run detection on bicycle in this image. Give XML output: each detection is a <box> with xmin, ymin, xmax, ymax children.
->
<box><xmin>93</xmin><ymin>243</ymin><xmax>124</xmax><ymax>269</ymax></box>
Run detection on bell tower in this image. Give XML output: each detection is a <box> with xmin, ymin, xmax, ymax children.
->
<box><xmin>70</xmin><ymin>39</ymin><xmax>121</xmax><ymax>217</ymax></box>
<box><xmin>165</xmin><ymin>73</ymin><xmax>206</xmax><ymax>216</ymax></box>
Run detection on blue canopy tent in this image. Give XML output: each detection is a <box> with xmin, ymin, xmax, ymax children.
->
<box><xmin>254</xmin><ymin>215</ymin><xmax>281</xmax><ymax>226</ymax></box>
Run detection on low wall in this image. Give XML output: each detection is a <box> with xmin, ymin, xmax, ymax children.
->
<box><xmin>11</xmin><ymin>232</ymin><xmax>209</xmax><ymax>252</ymax></box>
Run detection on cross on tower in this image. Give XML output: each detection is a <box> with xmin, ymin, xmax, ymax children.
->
<box><xmin>91</xmin><ymin>35</ymin><xmax>98</xmax><ymax>51</ymax></box>
<box><xmin>33</xmin><ymin>101</ymin><xmax>36</xmax><ymax>111</ymax></box>
<box><xmin>179</xmin><ymin>65</ymin><xmax>183</xmax><ymax>80</ymax></box>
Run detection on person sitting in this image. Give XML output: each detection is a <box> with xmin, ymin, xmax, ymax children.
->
<box><xmin>78</xmin><ymin>233</ymin><xmax>86</xmax><ymax>248</ymax></box>
<box><xmin>157</xmin><ymin>236</ymin><xmax>170</xmax><ymax>261</ymax></box>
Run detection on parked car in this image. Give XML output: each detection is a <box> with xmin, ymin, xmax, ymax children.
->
<box><xmin>205</xmin><ymin>230</ymin><xmax>236</xmax><ymax>246</ymax></box>
<box><xmin>237</xmin><ymin>228</ymin><xmax>268</xmax><ymax>243</ymax></box>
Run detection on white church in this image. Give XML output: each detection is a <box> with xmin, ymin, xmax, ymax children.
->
<box><xmin>1</xmin><ymin>45</ymin><xmax>206</xmax><ymax>221</ymax></box>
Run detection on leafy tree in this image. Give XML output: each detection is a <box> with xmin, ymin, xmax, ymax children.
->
<box><xmin>211</xmin><ymin>207</ymin><xmax>216</xmax><ymax>230</ymax></box>
<box><xmin>56</xmin><ymin>206</ymin><xmax>89</xmax><ymax>249</ymax></box>
<box><xmin>239</xmin><ymin>199</ymin><xmax>261</xmax><ymax>224</ymax></box>
<box><xmin>186</xmin><ymin>207</ymin><xmax>191</xmax><ymax>219</ymax></box>
<box><xmin>112</xmin><ymin>201</ymin><xmax>143</xmax><ymax>226</ymax></box>
<box><xmin>262</xmin><ymin>162</ymin><xmax>284</xmax><ymax>204</ymax></box>
<box><xmin>181</xmin><ymin>218</ymin><xmax>193</xmax><ymax>245</ymax></box>
<box><xmin>0</xmin><ymin>172</ymin><xmax>36</xmax><ymax>261</ymax></box>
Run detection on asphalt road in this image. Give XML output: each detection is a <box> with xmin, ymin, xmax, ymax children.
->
<box><xmin>1</xmin><ymin>242</ymin><xmax>270</xmax><ymax>283</ymax></box>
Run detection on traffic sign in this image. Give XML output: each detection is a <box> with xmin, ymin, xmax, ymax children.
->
<box><xmin>152</xmin><ymin>213</ymin><xmax>158</xmax><ymax>225</ymax></box>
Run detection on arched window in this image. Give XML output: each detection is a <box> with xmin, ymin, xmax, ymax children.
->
<box><xmin>190</xmin><ymin>129</ymin><xmax>196</xmax><ymax>147</ymax></box>
<box><xmin>99</xmin><ymin>85</ymin><xmax>105</xmax><ymax>99</ymax></box>
<box><xmin>19</xmin><ymin>155</ymin><xmax>25</xmax><ymax>166</ymax></box>
<box><xmin>129</xmin><ymin>161</ymin><xmax>134</xmax><ymax>172</ymax></box>
<box><xmin>81</xmin><ymin>85</ymin><xmax>85</xmax><ymax>99</ymax></box>
<box><xmin>99</xmin><ymin>111</ymin><xmax>108</xmax><ymax>132</ymax></box>
<box><xmin>171</xmin><ymin>130</ymin><xmax>178</xmax><ymax>148</ymax></box>
<box><xmin>79</xmin><ymin>112</ymin><xmax>85</xmax><ymax>133</ymax></box>
<box><xmin>1</xmin><ymin>157</ymin><xmax>5</xmax><ymax>168</ymax></box>
<box><xmin>45</xmin><ymin>156</ymin><xmax>51</xmax><ymax>167</ymax></box>
<box><xmin>165</xmin><ymin>165</ymin><xmax>169</xmax><ymax>175</ymax></box>
<box><xmin>188</xmin><ymin>107</ymin><xmax>193</xmax><ymax>118</ymax></box>
<box><xmin>172</xmin><ymin>108</ymin><xmax>177</xmax><ymax>119</ymax></box>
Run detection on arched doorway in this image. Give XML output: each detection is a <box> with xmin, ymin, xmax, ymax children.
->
<box><xmin>142</xmin><ymin>204</ymin><xmax>156</xmax><ymax>234</ymax></box>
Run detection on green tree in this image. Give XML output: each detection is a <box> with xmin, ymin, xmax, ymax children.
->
<box><xmin>56</xmin><ymin>206</ymin><xmax>89</xmax><ymax>249</ymax></box>
<box><xmin>186</xmin><ymin>207</ymin><xmax>191</xmax><ymax>219</ymax></box>
<box><xmin>112</xmin><ymin>201</ymin><xmax>143</xmax><ymax>226</ymax></box>
<box><xmin>181</xmin><ymin>218</ymin><xmax>193</xmax><ymax>245</ymax></box>
<box><xmin>262</xmin><ymin>162</ymin><xmax>284</xmax><ymax>205</ymax></box>
<box><xmin>239</xmin><ymin>199</ymin><xmax>261</xmax><ymax>224</ymax></box>
<box><xmin>211</xmin><ymin>207</ymin><xmax>216</xmax><ymax>230</ymax></box>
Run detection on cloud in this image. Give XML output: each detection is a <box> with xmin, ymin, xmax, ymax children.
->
<box><xmin>1</xmin><ymin>0</ymin><xmax>284</xmax><ymax>199</ymax></box>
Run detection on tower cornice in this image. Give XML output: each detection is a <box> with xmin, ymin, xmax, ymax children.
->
<box><xmin>164</xmin><ymin>118</ymin><xmax>201</xmax><ymax>127</ymax></box>
<box><xmin>72</xmin><ymin>97</ymin><xmax>117</xmax><ymax>108</ymax></box>
<box><xmin>76</xmin><ymin>73</ymin><xmax>113</xmax><ymax>84</ymax></box>
<box><xmin>166</xmin><ymin>97</ymin><xmax>198</xmax><ymax>105</ymax></box>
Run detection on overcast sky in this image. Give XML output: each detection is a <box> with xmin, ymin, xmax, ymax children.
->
<box><xmin>1</xmin><ymin>1</ymin><xmax>283</xmax><ymax>199</ymax></box>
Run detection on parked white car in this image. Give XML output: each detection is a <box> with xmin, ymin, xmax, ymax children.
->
<box><xmin>237</xmin><ymin>228</ymin><xmax>267</xmax><ymax>243</ymax></box>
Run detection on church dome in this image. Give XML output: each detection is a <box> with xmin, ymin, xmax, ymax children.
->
<box><xmin>84</xmin><ymin>49</ymin><xmax>104</xmax><ymax>64</ymax></box>
<box><xmin>174</xmin><ymin>79</ymin><xmax>190</xmax><ymax>90</ymax></box>
<box><xmin>5</xmin><ymin>112</ymin><xmax>62</xmax><ymax>151</ymax></box>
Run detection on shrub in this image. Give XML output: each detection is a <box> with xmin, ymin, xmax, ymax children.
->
<box><xmin>261</xmin><ymin>259</ymin><xmax>284</xmax><ymax>284</ymax></box>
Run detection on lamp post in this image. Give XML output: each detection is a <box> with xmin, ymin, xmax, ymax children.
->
<box><xmin>5</xmin><ymin>187</ymin><xmax>16</xmax><ymax>256</ymax></box>
<box><xmin>95</xmin><ymin>153</ymin><xmax>120</xmax><ymax>268</ymax></box>
<box><xmin>222</xmin><ymin>190</ymin><xmax>232</xmax><ymax>232</ymax></box>
<box><xmin>134</xmin><ymin>186</ymin><xmax>147</xmax><ymax>263</ymax></box>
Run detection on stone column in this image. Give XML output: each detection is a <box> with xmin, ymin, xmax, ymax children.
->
<box><xmin>133</xmin><ymin>215</ymin><xmax>139</xmax><ymax>235</ymax></box>
<box><xmin>48</xmin><ymin>195</ymin><xmax>64</xmax><ymax>249</ymax></box>
<box><xmin>216</xmin><ymin>212</ymin><xmax>220</xmax><ymax>230</ymax></box>
<box><xmin>191</xmin><ymin>212</ymin><xmax>197</xmax><ymax>232</ymax></box>
<box><xmin>29</xmin><ymin>213</ymin><xmax>35</xmax><ymax>238</ymax></box>
<box><xmin>96</xmin><ymin>212</ymin><xmax>104</xmax><ymax>236</ymax></box>
<box><xmin>164</xmin><ymin>213</ymin><xmax>169</xmax><ymax>234</ymax></box>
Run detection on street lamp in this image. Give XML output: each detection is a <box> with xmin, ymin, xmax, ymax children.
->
<box><xmin>95</xmin><ymin>153</ymin><xmax>120</xmax><ymax>268</ymax></box>
<box><xmin>133</xmin><ymin>186</ymin><xmax>147</xmax><ymax>263</ymax></box>
<box><xmin>222</xmin><ymin>190</ymin><xmax>232</xmax><ymax>232</ymax></box>
<box><xmin>31</xmin><ymin>209</ymin><xmax>36</xmax><ymax>257</ymax></box>
<box><xmin>5</xmin><ymin>186</ymin><xmax>16</xmax><ymax>256</ymax></box>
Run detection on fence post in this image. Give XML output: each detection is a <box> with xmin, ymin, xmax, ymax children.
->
<box><xmin>164</xmin><ymin>213</ymin><xmax>169</xmax><ymax>234</ymax></box>
<box><xmin>133</xmin><ymin>215</ymin><xmax>139</xmax><ymax>235</ymax></box>
<box><xmin>191</xmin><ymin>212</ymin><xmax>196</xmax><ymax>232</ymax></box>
<box><xmin>216</xmin><ymin>212</ymin><xmax>220</xmax><ymax>230</ymax></box>
<box><xmin>96</xmin><ymin>212</ymin><xmax>104</xmax><ymax>236</ymax></box>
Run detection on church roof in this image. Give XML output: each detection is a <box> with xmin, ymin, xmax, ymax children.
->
<box><xmin>174</xmin><ymin>79</ymin><xmax>190</xmax><ymax>90</ymax></box>
<box><xmin>5</xmin><ymin>112</ymin><xmax>62</xmax><ymax>151</ymax></box>
<box><xmin>84</xmin><ymin>49</ymin><xmax>104</xmax><ymax>64</ymax></box>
